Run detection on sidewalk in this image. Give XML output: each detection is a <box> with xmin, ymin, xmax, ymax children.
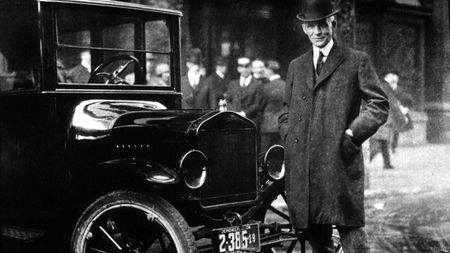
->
<box><xmin>364</xmin><ymin>143</ymin><xmax>450</xmax><ymax>252</ymax></box>
<box><xmin>366</xmin><ymin>143</ymin><xmax>450</xmax><ymax>196</ymax></box>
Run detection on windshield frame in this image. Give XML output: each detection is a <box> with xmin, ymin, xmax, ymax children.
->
<box><xmin>47</xmin><ymin>1</ymin><xmax>181</xmax><ymax>92</ymax></box>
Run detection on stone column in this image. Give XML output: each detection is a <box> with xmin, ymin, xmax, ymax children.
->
<box><xmin>425</xmin><ymin>0</ymin><xmax>450</xmax><ymax>143</ymax></box>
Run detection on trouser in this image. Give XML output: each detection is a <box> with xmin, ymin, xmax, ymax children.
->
<box><xmin>379</xmin><ymin>140</ymin><xmax>392</xmax><ymax>168</ymax></box>
<box><xmin>370</xmin><ymin>139</ymin><xmax>392</xmax><ymax>168</ymax></box>
<box><xmin>391</xmin><ymin>130</ymin><xmax>399</xmax><ymax>152</ymax></box>
<box><xmin>305</xmin><ymin>224</ymin><xmax>369</xmax><ymax>253</ymax></box>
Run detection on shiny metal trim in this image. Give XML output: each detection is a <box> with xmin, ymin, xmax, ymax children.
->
<box><xmin>178</xmin><ymin>150</ymin><xmax>208</xmax><ymax>190</ymax></box>
<box><xmin>193</xmin><ymin>111</ymin><xmax>257</xmax><ymax>136</ymax></box>
<box><xmin>37</xmin><ymin>0</ymin><xmax>182</xmax><ymax>16</ymax></box>
<box><xmin>263</xmin><ymin>144</ymin><xmax>285</xmax><ymax>181</ymax></box>
<box><xmin>45</xmin><ymin>89</ymin><xmax>181</xmax><ymax>95</ymax></box>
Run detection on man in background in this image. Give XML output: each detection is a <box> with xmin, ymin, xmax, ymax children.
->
<box><xmin>227</xmin><ymin>57</ymin><xmax>263</xmax><ymax>148</ymax></box>
<box><xmin>66</xmin><ymin>50</ymin><xmax>91</xmax><ymax>83</ymax></box>
<box><xmin>384</xmin><ymin>71</ymin><xmax>414</xmax><ymax>153</ymax></box>
<box><xmin>181</xmin><ymin>49</ymin><xmax>208</xmax><ymax>109</ymax></box>
<box><xmin>260</xmin><ymin>60</ymin><xmax>285</xmax><ymax>152</ymax></box>
<box><xmin>205</xmin><ymin>56</ymin><xmax>229</xmax><ymax>109</ymax></box>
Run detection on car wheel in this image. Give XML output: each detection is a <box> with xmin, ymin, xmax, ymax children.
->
<box><xmin>258</xmin><ymin>182</ymin><xmax>343</xmax><ymax>253</ymax></box>
<box><xmin>70</xmin><ymin>190</ymin><xmax>197</xmax><ymax>253</ymax></box>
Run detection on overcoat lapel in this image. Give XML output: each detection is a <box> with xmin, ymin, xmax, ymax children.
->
<box><xmin>314</xmin><ymin>45</ymin><xmax>347</xmax><ymax>90</ymax></box>
<box><xmin>303</xmin><ymin>50</ymin><xmax>314</xmax><ymax>90</ymax></box>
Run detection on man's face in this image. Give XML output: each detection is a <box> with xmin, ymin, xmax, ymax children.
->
<box><xmin>386</xmin><ymin>73</ymin><xmax>399</xmax><ymax>90</ymax></box>
<box><xmin>217</xmin><ymin>65</ymin><xmax>227</xmax><ymax>75</ymax></box>
<box><xmin>187</xmin><ymin>62</ymin><xmax>200</xmax><ymax>74</ymax></box>
<box><xmin>302</xmin><ymin>18</ymin><xmax>334</xmax><ymax>48</ymax></box>
<box><xmin>237</xmin><ymin>64</ymin><xmax>251</xmax><ymax>77</ymax></box>
<box><xmin>251</xmin><ymin>60</ymin><xmax>266</xmax><ymax>79</ymax></box>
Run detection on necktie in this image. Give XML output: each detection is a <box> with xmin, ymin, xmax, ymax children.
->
<box><xmin>316</xmin><ymin>51</ymin><xmax>324</xmax><ymax>76</ymax></box>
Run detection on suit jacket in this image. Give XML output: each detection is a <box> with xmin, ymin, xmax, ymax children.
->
<box><xmin>204</xmin><ymin>72</ymin><xmax>229</xmax><ymax>109</ymax></box>
<box><xmin>181</xmin><ymin>75</ymin><xmax>209</xmax><ymax>109</ymax></box>
<box><xmin>227</xmin><ymin>76</ymin><xmax>263</xmax><ymax>125</ymax></box>
<box><xmin>66</xmin><ymin>64</ymin><xmax>90</xmax><ymax>83</ymax></box>
<box><xmin>261</xmin><ymin>77</ymin><xmax>286</xmax><ymax>133</ymax></box>
<box><xmin>278</xmin><ymin>45</ymin><xmax>389</xmax><ymax>229</ymax></box>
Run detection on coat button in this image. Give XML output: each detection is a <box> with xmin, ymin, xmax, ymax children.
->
<box><xmin>298</xmin><ymin>116</ymin><xmax>302</xmax><ymax>122</ymax></box>
<box><xmin>295</xmin><ymin>138</ymin><xmax>299</xmax><ymax>143</ymax></box>
<box><xmin>302</xmin><ymin>95</ymin><xmax>307</xmax><ymax>100</ymax></box>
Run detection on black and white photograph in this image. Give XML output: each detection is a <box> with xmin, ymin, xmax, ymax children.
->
<box><xmin>0</xmin><ymin>0</ymin><xmax>449</xmax><ymax>252</ymax></box>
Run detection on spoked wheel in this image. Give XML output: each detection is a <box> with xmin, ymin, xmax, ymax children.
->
<box><xmin>70</xmin><ymin>190</ymin><xmax>197</xmax><ymax>253</ymax></box>
<box><xmin>257</xmin><ymin>181</ymin><xmax>343</xmax><ymax>253</ymax></box>
<box><xmin>257</xmin><ymin>181</ymin><xmax>301</xmax><ymax>253</ymax></box>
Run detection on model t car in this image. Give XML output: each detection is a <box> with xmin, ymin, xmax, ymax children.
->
<box><xmin>0</xmin><ymin>0</ymin><xmax>341</xmax><ymax>252</ymax></box>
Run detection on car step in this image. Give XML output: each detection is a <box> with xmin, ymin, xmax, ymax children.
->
<box><xmin>1</xmin><ymin>225</ymin><xmax>45</xmax><ymax>242</ymax></box>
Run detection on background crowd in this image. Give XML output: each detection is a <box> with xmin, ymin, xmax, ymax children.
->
<box><xmin>179</xmin><ymin>48</ymin><xmax>414</xmax><ymax>161</ymax></box>
<box><xmin>180</xmin><ymin>48</ymin><xmax>286</xmax><ymax>153</ymax></box>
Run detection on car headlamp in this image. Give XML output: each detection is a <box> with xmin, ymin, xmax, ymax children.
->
<box><xmin>263</xmin><ymin>145</ymin><xmax>285</xmax><ymax>181</ymax></box>
<box><xmin>179</xmin><ymin>150</ymin><xmax>208</xmax><ymax>189</ymax></box>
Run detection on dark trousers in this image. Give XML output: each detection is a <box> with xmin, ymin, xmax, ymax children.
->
<box><xmin>305</xmin><ymin>224</ymin><xmax>369</xmax><ymax>253</ymax></box>
<box><xmin>370</xmin><ymin>139</ymin><xmax>392</xmax><ymax>168</ymax></box>
<box><xmin>391</xmin><ymin>130</ymin><xmax>399</xmax><ymax>152</ymax></box>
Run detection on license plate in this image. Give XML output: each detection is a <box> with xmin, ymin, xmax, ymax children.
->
<box><xmin>212</xmin><ymin>223</ymin><xmax>260</xmax><ymax>252</ymax></box>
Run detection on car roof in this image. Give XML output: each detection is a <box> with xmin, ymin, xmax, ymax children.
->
<box><xmin>36</xmin><ymin>0</ymin><xmax>182</xmax><ymax>16</ymax></box>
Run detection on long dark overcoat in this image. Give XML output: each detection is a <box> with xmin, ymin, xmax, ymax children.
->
<box><xmin>278</xmin><ymin>45</ymin><xmax>389</xmax><ymax>229</ymax></box>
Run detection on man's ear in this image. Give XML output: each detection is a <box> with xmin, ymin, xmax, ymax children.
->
<box><xmin>332</xmin><ymin>20</ymin><xmax>337</xmax><ymax>28</ymax></box>
<box><xmin>301</xmin><ymin>24</ymin><xmax>308</xmax><ymax>34</ymax></box>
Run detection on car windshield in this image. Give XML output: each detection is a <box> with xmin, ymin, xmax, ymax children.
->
<box><xmin>55</xmin><ymin>5</ymin><xmax>172</xmax><ymax>87</ymax></box>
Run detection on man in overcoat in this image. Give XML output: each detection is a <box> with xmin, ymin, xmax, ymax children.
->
<box><xmin>181</xmin><ymin>50</ymin><xmax>209</xmax><ymax>109</ymax></box>
<box><xmin>278</xmin><ymin>0</ymin><xmax>389</xmax><ymax>252</ymax></box>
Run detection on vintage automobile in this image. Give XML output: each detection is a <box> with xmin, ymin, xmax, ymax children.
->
<box><xmin>0</xmin><ymin>0</ymin><xmax>342</xmax><ymax>252</ymax></box>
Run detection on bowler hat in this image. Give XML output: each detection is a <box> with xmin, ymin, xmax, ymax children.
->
<box><xmin>186</xmin><ymin>48</ymin><xmax>203</xmax><ymax>65</ymax></box>
<box><xmin>215</xmin><ymin>56</ymin><xmax>228</xmax><ymax>67</ymax></box>
<box><xmin>296</xmin><ymin>0</ymin><xmax>340</xmax><ymax>22</ymax></box>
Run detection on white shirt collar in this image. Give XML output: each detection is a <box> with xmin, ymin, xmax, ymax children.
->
<box><xmin>216</xmin><ymin>70</ymin><xmax>224</xmax><ymax>79</ymax></box>
<box><xmin>81</xmin><ymin>60</ymin><xmax>91</xmax><ymax>73</ymax></box>
<box><xmin>269</xmin><ymin>74</ymin><xmax>281</xmax><ymax>82</ymax></box>
<box><xmin>313</xmin><ymin>39</ymin><xmax>334</xmax><ymax>67</ymax></box>
<box><xmin>188</xmin><ymin>70</ymin><xmax>200</xmax><ymax>87</ymax></box>
<box><xmin>240</xmin><ymin>75</ymin><xmax>252</xmax><ymax>87</ymax></box>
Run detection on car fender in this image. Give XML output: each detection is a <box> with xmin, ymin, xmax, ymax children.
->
<box><xmin>98</xmin><ymin>158</ymin><xmax>180</xmax><ymax>186</ymax></box>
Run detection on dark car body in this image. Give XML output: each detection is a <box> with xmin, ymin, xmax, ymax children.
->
<box><xmin>0</xmin><ymin>1</ymin><xmax>293</xmax><ymax>252</ymax></box>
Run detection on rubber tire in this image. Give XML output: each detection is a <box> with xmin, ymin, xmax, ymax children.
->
<box><xmin>70</xmin><ymin>190</ymin><xmax>197</xmax><ymax>253</ymax></box>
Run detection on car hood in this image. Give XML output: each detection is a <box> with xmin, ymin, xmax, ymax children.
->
<box><xmin>70</xmin><ymin>99</ymin><xmax>211</xmax><ymax>140</ymax></box>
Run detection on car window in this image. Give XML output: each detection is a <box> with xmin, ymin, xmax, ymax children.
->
<box><xmin>55</xmin><ymin>5</ymin><xmax>172</xmax><ymax>87</ymax></box>
<box><xmin>0</xmin><ymin>3</ymin><xmax>39</xmax><ymax>92</ymax></box>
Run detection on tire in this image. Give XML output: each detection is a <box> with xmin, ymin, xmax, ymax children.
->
<box><xmin>257</xmin><ymin>182</ymin><xmax>343</xmax><ymax>253</ymax></box>
<box><xmin>70</xmin><ymin>190</ymin><xmax>197</xmax><ymax>253</ymax></box>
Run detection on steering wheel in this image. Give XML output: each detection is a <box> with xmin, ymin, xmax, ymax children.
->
<box><xmin>88</xmin><ymin>55</ymin><xmax>142</xmax><ymax>85</ymax></box>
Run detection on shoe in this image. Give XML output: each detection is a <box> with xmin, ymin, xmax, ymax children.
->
<box><xmin>384</xmin><ymin>165</ymin><xmax>394</xmax><ymax>169</ymax></box>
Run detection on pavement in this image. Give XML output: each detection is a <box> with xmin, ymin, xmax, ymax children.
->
<box><xmin>365</xmin><ymin>143</ymin><xmax>450</xmax><ymax>252</ymax></box>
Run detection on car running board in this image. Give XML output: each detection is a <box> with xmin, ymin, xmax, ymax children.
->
<box><xmin>1</xmin><ymin>225</ymin><xmax>45</xmax><ymax>242</ymax></box>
